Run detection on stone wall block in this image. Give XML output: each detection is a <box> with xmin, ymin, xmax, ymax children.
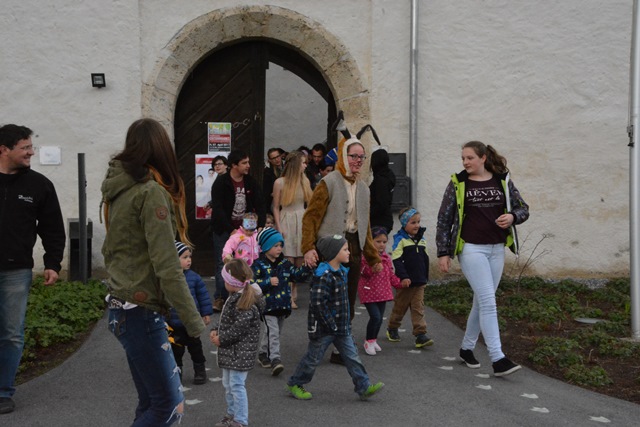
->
<box><xmin>183</xmin><ymin>12</ymin><xmax>226</xmax><ymax>57</ymax></box>
<box><xmin>327</xmin><ymin>56</ymin><xmax>365</xmax><ymax>101</ymax></box>
<box><xmin>221</xmin><ymin>12</ymin><xmax>247</xmax><ymax>43</ymax></box>
<box><xmin>261</xmin><ymin>12</ymin><xmax>308</xmax><ymax>48</ymax></box>
<box><xmin>153</xmin><ymin>54</ymin><xmax>189</xmax><ymax>96</ymax></box>
<box><xmin>243</xmin><ymin>9</ymin><xmax>270</xmax><ymax>38</ymax></box>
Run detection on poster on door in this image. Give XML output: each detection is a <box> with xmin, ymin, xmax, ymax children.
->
<box><xmin>195</xmin><ymin>153</ymin><xmax>228</xmax><ymax>220</ymax></box>
<box><xmin>207</xmin><ymin>122</ymin><xmax>231</xmax><ymax>155</ymax></box>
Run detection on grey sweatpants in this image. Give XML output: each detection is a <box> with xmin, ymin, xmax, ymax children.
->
<box><xmin>260</xmin><ymin>314</ymin><xmax>286</xmax><ymax>361</ymax></box>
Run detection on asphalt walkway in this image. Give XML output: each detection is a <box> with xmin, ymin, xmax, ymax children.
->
<box><xmin>4</xmin><ymin>280</ymin><xmax>640</xmax><ymax>426</ymax></box>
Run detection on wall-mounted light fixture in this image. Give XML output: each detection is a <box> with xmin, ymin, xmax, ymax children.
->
<box><xmin>91</xmin><ymin>73</ymin><xmax>106</xmax><ymax>88</ymax></box>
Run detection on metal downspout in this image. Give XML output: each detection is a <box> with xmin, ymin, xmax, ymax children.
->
<box><xmin>629</xmin><ymin>0</ymin><xmax>640</xmax><ymax>340</ymax></box>
<box><xmin>410</xmin><ymin>0</ymin><xmax>419</xmax><ymax>205</ymax></box>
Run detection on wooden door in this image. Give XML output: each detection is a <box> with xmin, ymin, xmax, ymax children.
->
<box><xmin>175</xmin><ymin>42</ymin><xmax>267</xmax><ymax>274</ymax></box>
<box><xmin>174</xmin><ymin>41</ymin><xmax>336</xmax><ymax>275</ymax></box>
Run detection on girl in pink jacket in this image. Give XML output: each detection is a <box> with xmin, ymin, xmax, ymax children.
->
<box><xmin>358</xmin><ymin>226</ymin><xmax>401</xmax><ymax>355</ymax></box>
<box><xmin>222</xmin><ymin>213</ymin><xmax>260</xmax><ymax>266</ymax></box>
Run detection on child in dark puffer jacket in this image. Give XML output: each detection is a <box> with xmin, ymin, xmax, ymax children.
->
<box><xmin>252</xmin><ymin>228</ymin><xmax>311</xmax><ymax>376</ymax></box>
<box><xmin>210</xmin><ymin>259</ymin><xmax>265</xmax><ymax>427</ymax></box>
<box><xmin>167</xmin><ymin>242</ymin><xmax>213</xmax><ymax>385</ymax></box>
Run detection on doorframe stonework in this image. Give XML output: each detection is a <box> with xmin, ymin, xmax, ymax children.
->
<box><xmin>142</xmin><ymin>5</ymin><xmax>370</xmax><ymax>140</ymax></box>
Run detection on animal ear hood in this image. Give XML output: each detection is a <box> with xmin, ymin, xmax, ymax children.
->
<box><xmin>336</xmin><ymin>136</ymin><xmax>362</xmax><ymax>179</ymax></box>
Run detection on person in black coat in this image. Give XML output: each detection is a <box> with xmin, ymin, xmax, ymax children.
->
<box><xmin>369</xmin><ymin>149</ymin><xmax>396</xmax><ymax>233</ymax></box>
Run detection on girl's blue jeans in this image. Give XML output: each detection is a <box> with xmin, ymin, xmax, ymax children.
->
<box><xmin>108</xmin><ymin>305</ymin><xmax>184</xmax><ymax>426</ymax></box>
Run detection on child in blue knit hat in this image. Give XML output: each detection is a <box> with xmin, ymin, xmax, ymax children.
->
<box><xmin>251</xmin><ymin>227</ymin><xmax>311</xmax><ymax>376</ymax></box>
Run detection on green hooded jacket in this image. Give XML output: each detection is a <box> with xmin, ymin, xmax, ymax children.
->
<box><xmin>101</xmin><ymin>160</ymin><xmax>205</xmax><ymax>337</ymax></box>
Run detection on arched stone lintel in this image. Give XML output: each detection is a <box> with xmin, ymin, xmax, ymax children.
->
<box><xmin>143</xmin><ymin>5</ymin><xmax>370</xmax><ymax>145</ymax></box>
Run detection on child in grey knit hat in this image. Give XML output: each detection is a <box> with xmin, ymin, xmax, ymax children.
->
<box><xmin>286</xmin><ymin>234</ymin><xmax>384</xmax><ymax>401</ymax></box>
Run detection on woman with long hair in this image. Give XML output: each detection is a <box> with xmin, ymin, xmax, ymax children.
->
<box><xmin>436</xmin><ymin>140</ymin><xmax>529</xmax><ymax>377</ymax></box>
<box><xmin>272</xmin><ymin>151</ymin><xmax>313</xmax><ymax>308</ymax></box>
<box><xmin>101</xmin><ymin>118</ymin><xmax>205</xmax><ymax>425</ymax></box>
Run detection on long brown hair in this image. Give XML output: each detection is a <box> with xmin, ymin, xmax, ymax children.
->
<box><xmin>105</xmin><ymin>118</ymin><xmax>192</xmax><ymax>246</ymax></box>
<box><xmin>463</xmin><ymin>141</ymin><xmax>509</xmax><ymax>175</ymax></box>
<box><xmin>280</xmin><ymin>151</ymin><xmax>312</xmax><ymax>206</ymax></box>
<box><xmin>225</xmin><ymin>259</ymin><xmax>259</xmax><ymax>311</ymax></box>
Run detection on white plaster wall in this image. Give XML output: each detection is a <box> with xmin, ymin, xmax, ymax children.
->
<box><xmin>420</xmin><ymin>1</ymin><xmax>631</xmax><ymax>276</ymax></box>
<box><xmin>0</xmin><ymin>0</ymin><xmax>633</xmax><ymax>277</ymax></box>
<box><xmin>0</xmin><ymin>0</ymin><xmax>142</xmax><ymax>275</ymax></box>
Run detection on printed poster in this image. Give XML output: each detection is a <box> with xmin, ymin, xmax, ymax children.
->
<box><xmin>195</xmin><ymin>152</ymin><xmax>227</xmax><ymax>220</ymax></box>
<box><xmin>207</xmin><ymin>122</ymin><xmax>231</xmax><ymax>155</ymax></box>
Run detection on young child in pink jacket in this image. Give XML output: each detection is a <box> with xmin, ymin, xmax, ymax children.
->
<box><xmin>222</xmin><ymin>212</ymin><xmax>260</xmax><ymax>266</ymax></box>
<box><xmin>358</xmin><ymin>226</ymin><xmax>401</xmax><ymax>355</ymax></box>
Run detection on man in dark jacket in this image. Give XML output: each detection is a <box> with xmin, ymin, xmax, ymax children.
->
<box><xmin>210</xmin><ymin>149</ymin><xmax>266</xmax><ymax>310</ymax></box>
<box><xmin>262</xmin><ymin>147</ymin><xmax>283</xmax><ymax>214</ymax></box>
<box><xmin>0</xmin><ymin>124</ymin><xmax>65</xmax><ymax>414</ymax></box>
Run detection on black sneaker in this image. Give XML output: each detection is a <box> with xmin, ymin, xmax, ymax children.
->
<box><xmin>329</xmin><ymin>351</ymin><xmax>345</xmax><ymax>365</ymax></box>
<box><xmin>271</xmin><ymin>359</ymin><xmax>284</xmax><ymax>377</ymax></box>
<box><xmin>0</xmin><ymin>397</ymin><xmax>15</xmax><ymax>414</ymax></box>
<box><xmin>271</xmin><ymin>359</ymin><xmax>284</xmax><ymax>376</ymax></box>
<box><xmin>493</xmin><ymin>357</ymin><xmax>521</xmax><ymax>377</ymax></box>
<box><xmin>386</xmin><ymin>329</ymin><xmax>401</xmax><ymax>342</ymax></box>
<box><xmin>459</xmin><ymin>349</ymin><xmax>481</xmax><ymax>369</ymax></box>
<box><xmin>258</xmin><ymin>353</ymin><xmax>271</xmax><ymax>368</ymax></box>
<box><xmin>415</xmin><ymin>334</ymin><xmax>434</xmax><ymax>348</ymax></box>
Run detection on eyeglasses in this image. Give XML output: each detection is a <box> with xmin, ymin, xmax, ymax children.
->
<box><xmin>347</xmin><ymin>154</ymin><xmax>366</xmax><ymax>161</ymax></box>
<box><xmin>268</xmin><ymin>156</ymin><xmax>281</xmax><ymax>161</ymax></box>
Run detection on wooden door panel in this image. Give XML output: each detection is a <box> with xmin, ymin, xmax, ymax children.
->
<box><xmin>175</xmin><ymin>42</ymin><xmax>266</xmax><ymax>275</ymax></box>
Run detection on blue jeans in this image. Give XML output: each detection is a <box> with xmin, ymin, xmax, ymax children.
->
<box><xmin>0</xmin><ymin>269</ymin><xmax>33</xmax><ymax>398</ymax></box>
<box><xmin>458</xmin><ymin>243</ymin><xmax>505</xmax><ymax>362</ymax></box>
<box><xmin>364</xmin><ymin>302</ymin><xmax>387</xmax><ymax>341</ymax></box>
<box><xmin>288</xmin><ymin>334</ymin><xmax>370</xmax><ymax>395</ymax></box>
<box><xmin>221</xmin><ymin>369</ymin><xmax>249</xmax><ymax>425</ymax></box>
<box><xmin>212</xmin><ymin>231</ymin><xmax>231</xmax><ymax>300</ymax></box>
<box><xmin>108</xmin><ymin>306</ymin><xmax>184</xmax><ymax>426</ymax></box>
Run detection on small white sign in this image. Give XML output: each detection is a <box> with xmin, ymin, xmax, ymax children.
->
<box><xmin>39</xmin><ymin>146</ymin><xmax>61</xmax><ymax>165</ymax></box>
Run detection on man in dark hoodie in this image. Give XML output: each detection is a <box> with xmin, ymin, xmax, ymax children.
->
<box><xmin>0</xmin><ymin>124</ymin><xmax>65</xmax><ymax>414</ymax></box>
<box><xmin>369</xmin><ymin>149</ymin><xmax>396</xmax><ymax>234</ymax></box>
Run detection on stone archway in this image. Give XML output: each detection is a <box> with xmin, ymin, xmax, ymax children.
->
<box><xmin>141</xmin><ymin>4</ymin><xmax>370</xmax><ymax>141</ymax></box>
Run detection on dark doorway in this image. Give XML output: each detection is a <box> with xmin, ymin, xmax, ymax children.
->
<box><xmin>174</xmin><ymin>40</ymin><xmax>336</xmax><ymax>275</ymax></box>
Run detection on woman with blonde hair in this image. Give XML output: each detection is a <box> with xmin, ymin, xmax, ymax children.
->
<box><xmin>272</xmin><ymin>150</ymin><xmax>313</xmax><ymax>308</ymax></box>
<box><xmin>101</xmin><ymin>118</ymin><xmax>205</xmax><ymax>425</ymax></box>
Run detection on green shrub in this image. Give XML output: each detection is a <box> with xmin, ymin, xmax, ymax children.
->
<box><xmin>21</xmin><ymin>278</ymin><xmax>107</xmax><ymax>365</ymax></box>
<box><xmin>528</xmin><ymin>337</ymin><xmax>583</xmax><ymax>367</ymax></box>
<box><xmin>565</xmin><ymin>365</ymin><xmax>613</xmax><ymax>387</ymax></box>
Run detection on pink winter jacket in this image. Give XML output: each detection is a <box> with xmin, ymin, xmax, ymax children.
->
<box><xmin>357</xmin><ymin>251</ymin><xmax>399</xmax><ymax>304</ymax></box>
<box><xmin>222</xmin><ymin>228</ymin><xmax>259</xmax><ymax>266</ymax></box>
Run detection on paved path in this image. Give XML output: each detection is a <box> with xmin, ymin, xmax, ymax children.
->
<box><xmin>5</xmin><ymin>280</ymin><xmax>640</xmax><ymax>426</ymax></box>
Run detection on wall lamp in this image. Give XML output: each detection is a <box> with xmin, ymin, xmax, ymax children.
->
<box><xmin>91</xmin><ymin>73</ymin><xmax>106</xmax><ymax>88</ymax></box>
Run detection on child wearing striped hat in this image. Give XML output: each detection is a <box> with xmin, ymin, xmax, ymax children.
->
<box><xmin>166</xmin><ymin>241</ymin><xmax>213</xmax><ymax>385</ymax></box>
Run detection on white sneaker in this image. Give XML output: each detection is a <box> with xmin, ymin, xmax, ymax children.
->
<box><xmin>373</xmin><ymin>340</ymin><xmax>382</xmax><ymax>352</ymax></box>
<box><xmin>364</xmin><ymin>341</ymin><xmax>377</xmax><ymax>356</ymax></box>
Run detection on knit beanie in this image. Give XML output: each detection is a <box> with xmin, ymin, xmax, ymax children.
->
<box><xmin>316</xmin><ymin>234</ymin><xmax>347</xmax><ymax>261</ymax></box>
<box><xmin>175</xmin><ymin>241</ymin><xmax>190</xmax><ymax>256</ymax></box>
<box><xmin>257</xmin><ymin>227</ymin><xmax>284</xmax><ymax>252</ymax></box>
